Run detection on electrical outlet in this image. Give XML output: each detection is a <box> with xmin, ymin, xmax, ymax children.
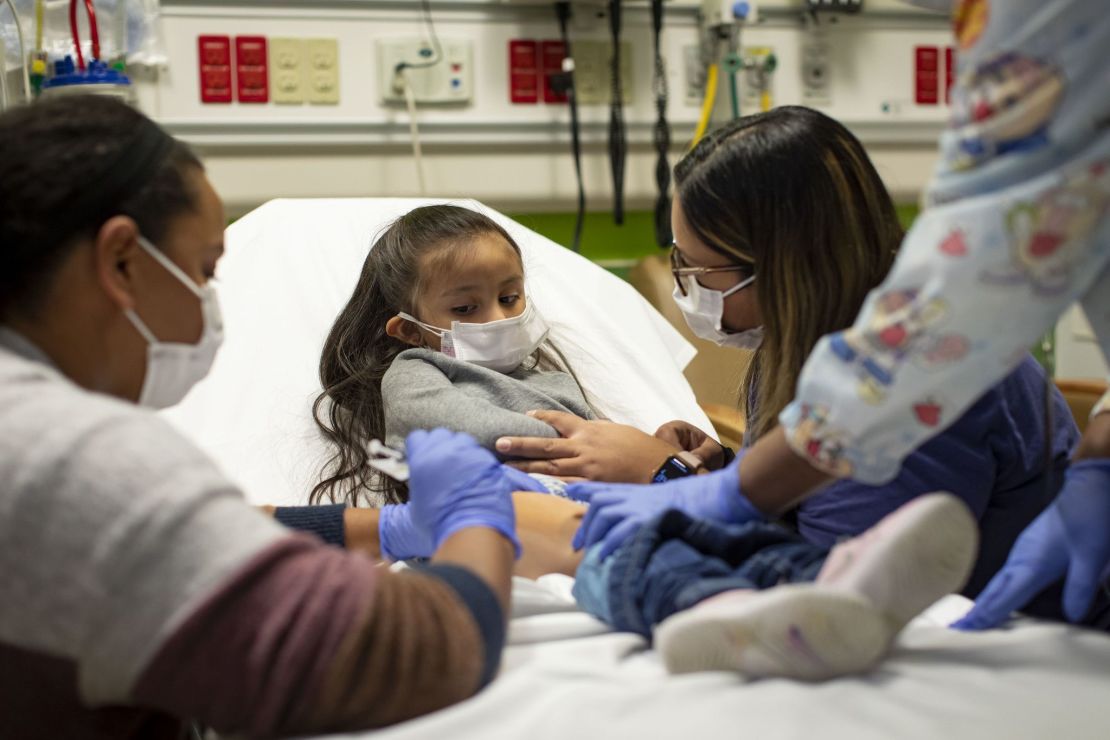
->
<box><xmin>307</xmin><ymin>38</ymin><xmax>340</xmax><ymax>104</ymax></box>
<box><xmin>270</xmin><ymin>38</ymin><xmax>305</xmax><ymax>104</ymax></box>
<box><xmin>571</xmin><ymin>39</ymin><xmax>633</xmax><ymax>106</ymax></box>
<box><xmin>801</xmin><ymin>39</ymin><xmax>830</xmax><ymax>106</ymax></box>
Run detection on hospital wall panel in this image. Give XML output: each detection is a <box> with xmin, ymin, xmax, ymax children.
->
<box><xmin>141</xmin><ymin>1</ymin><xmax>954</xmax><ymax>214</ymax></box>
<box><xmin>130</xmin><ymin>2</ymin><xmax>1108</xmax><ymax>381</ymax></box>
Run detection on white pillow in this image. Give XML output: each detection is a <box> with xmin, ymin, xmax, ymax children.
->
<box><xmin>164</xmin><ymin>198</ymin><xmax>711</xmax><ymax>506</ymax></box>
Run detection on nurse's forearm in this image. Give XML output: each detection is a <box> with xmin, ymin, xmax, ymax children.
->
<box><xmin>433</xmin><ymin>528</ymin><xmax>515</xmax><ymax>616</ymax></box>
<box><xmin>739</xmin><ymin>427</ymin><xmax>833</xmax><ymax>516</ymax></box>
<box><xmin>134</xmin><ymin>535</ymin><xmax>507</xmax><ymax>734</ymax></box>
<box><xmin>267</xmin><ymin>504</ymin><xmax>383</xmax><ymax>558</ymax></box>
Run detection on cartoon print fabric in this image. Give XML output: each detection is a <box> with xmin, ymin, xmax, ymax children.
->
<box><xmin>783</xmin><ymin>0</ymin><xmax>1110</xmax><ymax>484</ymax></box>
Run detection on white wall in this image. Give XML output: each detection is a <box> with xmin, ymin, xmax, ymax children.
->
<box><xmin>139</xmin><ymin>1</ymin><xmax>955</xmax><ymax>215</ymax></box>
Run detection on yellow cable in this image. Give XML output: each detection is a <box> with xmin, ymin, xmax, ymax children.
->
<box><xmin>760</xmin><ymin>88</ymin><xmax>772</xmax><ymax>112</ymax></box>
<box><xmin>35</xmin><ymin>0</ymin><xmax>43</xmax><ymax>51</ymax></box>
<box><xmin>691</xmin><ymin>63</ymin><xmax>718</xmax><ymax>148</ymax></box>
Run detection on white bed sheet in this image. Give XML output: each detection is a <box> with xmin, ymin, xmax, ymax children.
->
<box><xmin>320</xmin><ymin>578</ymin><xmax>1110</xmax><ymax>740</ymax></box>
<box><xmin>163</xmin><ymin>198</ymin><xmax>711</xmax><ymax>506</ymax></box>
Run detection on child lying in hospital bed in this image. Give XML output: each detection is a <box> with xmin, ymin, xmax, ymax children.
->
<box><xmin>310</xmin><ymin>204</ymin><xmax>599</xmax><ymax>505</ymax></box>
<box><xmin>505</xmin><ymin>485</ymin><xmax>976</xmax><ymax>681</ymax></box>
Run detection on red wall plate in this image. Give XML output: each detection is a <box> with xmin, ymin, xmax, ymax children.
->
<box><xmin>509</xmin><ymin>40</ymin><xmax>539</xmax><ymax>104</ymax></box>
<box><xmin>198</xmin><ymin>35</ymin><xmax>232</xmax><ymax>103</ymax></box>
<box><xmin>944</xmin><ymin>46</ymin><xmax>955</xmax><ymax>105</ymax></box>
<box><xmin>914</xmin><ymin>45</ymin><xmax>939</xmax><ymax>105</ymax></box>
<box><xmin>235</xmin><ymin>36</ymin><xmax>269</xmax><ymax>103</ymax></box>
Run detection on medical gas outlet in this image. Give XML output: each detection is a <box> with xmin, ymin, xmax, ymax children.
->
<box><xmin>378</xmin><ymin>39</ymin><xmax>474</xmax><ymax>105</ymax></box>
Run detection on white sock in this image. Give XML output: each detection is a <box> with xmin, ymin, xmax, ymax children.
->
<box><xmin>654</xmin><ymin>494</ymin><xmax>978</xmax><ymax>681</ymax></box>
<box><xmin>655</xmin><ymin>584</ymin><xmax>890</xmax><ymax>681</ymax></box>
<box><xmin>815</xmin><ymin>492</ymin><xmax>979</xmax><ymax>632</ymax></box>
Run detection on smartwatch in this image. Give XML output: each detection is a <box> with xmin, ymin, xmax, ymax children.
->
<box><xmin>651</xmin><ymin>451</ymin><xmax>704</xmax><ymax>483</ymax></box>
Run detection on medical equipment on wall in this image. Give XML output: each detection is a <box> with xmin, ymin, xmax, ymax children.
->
<box><xmin>1</xmin><ymin>0</ymin><xmax>30</xmax><ymax>104</ymax></box>
<box><xmin>383</xmin><ymin>0</ymin><xmax>445</xmax><ymax>196</ymax></box>
<box><xmin>607</xmin><ymin>0</ymin><xmax>626</xmax><ymax>226</ymax></box>
<box><xmin>807</xmin><ymin>0</ymin><xmax>862</xmax><ymax>12</ymax></box>
<box><xmin>0</xmin><ymin>35</ymin><xmax>7</xmax><ymax>108</ymax></box>
<box><xmin>1</xmin><ymin>0</ymin><xmax>164</xmax><ymax>78</ymax></box>
<box><xmin>650</xmin><ymin>0</ymin><xmax>671</xmax><ymax>247</ymax></box>
<box><xmin>691</xmin><ymin>0</ymin><xmax>755</xmax><ymax>147</ymax></box>
<box><xmin>38</xmin><ymin>0</ymin><xmax>134</xmax><ymax>102</ymax></box>
<box><xmin>744</xmin><ymin>45</ymin><xmax>775</xmax><ymax>112</ymax></box>
<box><xmin>551</xmin><ymin>0</ymin><xmax>584</xmax><ymax>253</ymax></box>
<box><xmin>0</xmin><ymin>0</ymin><xmax>163</xmax><ymax>105</ymax></box>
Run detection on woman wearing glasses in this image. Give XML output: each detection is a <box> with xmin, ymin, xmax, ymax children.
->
<box><xmin>500</xmin><ymin>106</ymin><xmax>1078</xmax><ymax>604</ymax></box>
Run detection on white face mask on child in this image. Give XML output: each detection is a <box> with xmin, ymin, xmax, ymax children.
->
<box><xmin>398</xmin><ymin>300</ymin><xmax>550</xmax><ymax>373</ymax></box>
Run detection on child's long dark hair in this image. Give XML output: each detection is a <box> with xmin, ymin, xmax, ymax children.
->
<box><xmin>311</xmin><ymin>205</ymin><xmax>530</xmax><ymax>506</ymax></box>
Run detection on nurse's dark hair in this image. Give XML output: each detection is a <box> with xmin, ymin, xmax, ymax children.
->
<box><xmin>0</xmin><ymin>95</ymin><xmax>203</xmax><ymax>320</ymax></box>
<box><xmin>674</xmin><ymin>106</ymin><xmax>903</xmax><ymax>442</ymax></box>
<box><xmin>312</xmin><ymin>204</ymin><xmax>581</xmax><ymax>506</ymax></box>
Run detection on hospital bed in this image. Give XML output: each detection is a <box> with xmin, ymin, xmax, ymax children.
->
<box><xmin>166</xmin><ymin>199</ymin><xmax>1110</xmax><ymax>739</ymax></box>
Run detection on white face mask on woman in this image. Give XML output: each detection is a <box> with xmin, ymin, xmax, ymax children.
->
<box><xmin>398</xmin><ymin>300</ymin><xmax>550</xmax><ymax>373</ymax></box>
<box><xmin>672</xmin><ymin>273</ymin><xmax>763</xmax><ymax>350</ymax></box>
<box><xmin>124</xmin><ymin>235</ymin><xmax>224</xmax><ymax>409</ymax></box>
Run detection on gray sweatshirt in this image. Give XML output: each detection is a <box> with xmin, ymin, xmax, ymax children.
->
<box><xmin>382</xmin><ymin>347</ymin><xmax>596</xmax><ymax>452</ymax></box>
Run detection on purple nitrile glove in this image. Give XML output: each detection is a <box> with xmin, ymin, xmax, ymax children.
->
<box><xmin>565</xmin><ymin>452</ymin><xmax>762</xmax><ymax>559</ymax></box>
<box><xmin>405</xmin><ymin>428</ymin><xmax>521</xmax><ymax>557</ymax></box>
<box><xmin>954</xmin><ymin>458</ymin><xmax>1110</xmax><ymax>630</ymax></box>
<box><xmin>378</xmin><ymin>503</ymin><xmax>434</xmax><ymax>561</ymax></box>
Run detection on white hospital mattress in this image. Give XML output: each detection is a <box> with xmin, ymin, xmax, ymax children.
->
<box><xmin>320</xmin><ymin>578</ymin><xmax>1110</xmax><ymax>740</ymax></box>
<box><xmin>164</xmin><ymin>198</ymin><xmax>711</xmax><ymax>506</ymax></box>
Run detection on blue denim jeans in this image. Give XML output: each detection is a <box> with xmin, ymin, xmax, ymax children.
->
<box><xmin>573</xmin><ymin>510</ymin><xmax>829</xmax><ymax>638</ymax></box>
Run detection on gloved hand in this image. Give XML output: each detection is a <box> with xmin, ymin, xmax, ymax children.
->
<box><xmin>565</xmin><ymin>453</ymin><xmax>762</xmax><ymax>559</ymax></box>
<box><xmin>378</xmin><ymin>463</ymin><xmax>544</xmax><ymax>561</ymax></box>
<box><xmin>406</xmin><ymin>428</ymin><xmax>521</xmax><ymax>557</ymax></box>
<box><xmin>954</xmin><ymin>458</ymin><xmax>1110</xmax><ymax>630</ymax></box>
<box><xmin>378</xmin><ymin>504</ymin><xmax>434</xmax><ymax>561</ymax></box>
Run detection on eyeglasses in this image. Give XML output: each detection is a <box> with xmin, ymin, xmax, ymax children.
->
<box><xmin>669</xmin><ymin>245</ymin><xmax>753</xmax><ymax>297</ymax></box>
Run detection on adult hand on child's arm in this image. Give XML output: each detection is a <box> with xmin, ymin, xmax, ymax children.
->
<box><xmin>496</xmin><ymin>410</ymin><xmax>680</xmax><ymax>483</ymax></box>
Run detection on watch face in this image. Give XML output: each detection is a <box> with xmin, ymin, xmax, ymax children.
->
<box><xmin>652</xmin><ymin>456</ymin><xmax>694</xmax><ymax>483</ymax></box>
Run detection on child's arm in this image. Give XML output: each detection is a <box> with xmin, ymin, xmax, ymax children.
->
<box><xmin>383</xmin><ymin>354</ymin><xmax>568</xmax><ymax>453</ymax></box>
